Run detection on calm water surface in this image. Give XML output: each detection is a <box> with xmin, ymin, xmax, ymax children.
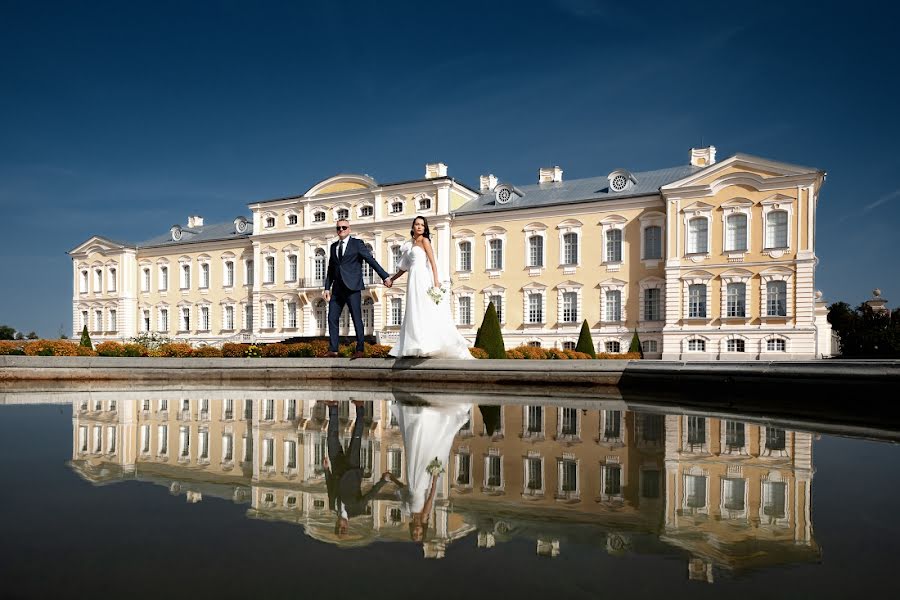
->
<box><xmin>0</xmin><ymin>390</ymin><xmax>897</xmax><ymax>599</ymax></box>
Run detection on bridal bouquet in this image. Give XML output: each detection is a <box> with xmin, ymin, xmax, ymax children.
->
<box><xmin>426</xmin><ymin>285</ymin><xmax>448</xmax><ymax>305</ymax></box>
<box><xmin>426</xmin><ymin>457</ymin><xmax>445</xmax><ymax>476</ymax></box>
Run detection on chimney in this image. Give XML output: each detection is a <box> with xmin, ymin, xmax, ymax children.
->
<box><xmin>690</xmin><ymin>146</ymin><xmax>716</xmax><ymax>167</ymax></box>
<box><xmin>187</xmin><ymin>215</ymin><xmax>204</xmax><ymax>228</ymax></box>
<box><xmin>538</xmin><ymin>166</ymin><xmax>563</xmax><ymax>183</ymax></box>
<box><xmin>480</xmin><ymin>174</ymin><xmax>498</xmax><ymax>192</ymax></box>
<box><xmin>425</xmin><ymin>162</ymin><xmax>448</xmax><ymax>179</ymax></box>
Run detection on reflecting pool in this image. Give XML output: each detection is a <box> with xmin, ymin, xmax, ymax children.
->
<box><xmin>1</xmin><ymin>388</ymin><xmax>898</xmax><ymax>598</ymax></box>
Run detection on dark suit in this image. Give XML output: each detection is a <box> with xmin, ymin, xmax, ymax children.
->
<box><xmin>325</xmin><ymin>403</ymin><xmax>385</xmax><ymax>518</ymax></box>
<box><xmin>324</xmin><ymin>237</ymin><xmax>390</xmax><ymax>352</ymax></box>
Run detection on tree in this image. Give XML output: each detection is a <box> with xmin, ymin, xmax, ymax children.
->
<box><xmin>629</xmin><ymin>329</ymin><xmax>644</xmax><ymax>358</ymax></box>
<box><xmin>26</xmin><ymin>331</ymin><xmax>39</xmax><ymax>340</ymax></box>
<box><xmin>0</xmin><ymin>325</ymin><xmax>14</xmax><ymax>340</ymax></box>
<box><xmin>79</xmin><ymin>325</ymin><xmax>93</xmax><ymax>349</ymax></box>
<box><xmin>575</xmin><ymin>320</ymin><xmax>596</xmax><ymax>358</ymax></box>
<box><xmin>828</xmin><ymin>301</ymin><xmax>899</xmax><ymax>358</ymax></box>
<box><xmin>475</xmin><ymin>302</ymin><xmax>505</xmax><ymax>359</ymax></box>
<box><xmin>14</xmin><ymin>332</ymin><xmax>24</xmax><ymax>340</ymax></box>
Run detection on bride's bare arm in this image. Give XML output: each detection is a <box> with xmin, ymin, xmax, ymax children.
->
<box><xmin>421</xmin><ymin>238</ymin><xmax>440</xmax><ymax>288</ymax></box>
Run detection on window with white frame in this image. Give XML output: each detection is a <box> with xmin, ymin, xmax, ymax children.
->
<box><xmin>684</xmin><ymin>474</ymin><xmax>707</xmax><ymax>509</ymax></box>
<box><xmin>264</xmin><ymin>216</ymin><xmax>275</xmax><ymax>228</ymax></box>
<box><xmin>528</xmin><ymin>341</ymin><xmax>541</xmax><ymax>347</ymax></box>
<box><xmin>200</xmin><ymin>263</ymin><xmax>210</xmax><ymax>288</ymax></box>
<box><xmin>159</xmin><ymin>265</ymin><xmax>168</xmax><ymax>291</ymax></box>
<box><xmin>767</xmin><ymin>281</ymin><xmax>787</xmax><ymax>316</ymax></box>
<box><xmin>562</xmin><ymin>341</ymin><xmax>576</xmax><ymax>350</ymax></box>
<box><xmin>722</xmin><ymin>477</ymin><xmax>746</xmax><ymax>513</ymax></box>
<box><xmin>245</xmin><ymin>259</ymin><xmax>254</xmax><ymax>286</ymax></box>
<box><xmin>489</xmin><ymin>294</ymin><xmax>503</xmax><ymax>323</ymax></box>
<box><xmin>360</xmin><ymin>205</ymin><xmax>373</xmax><ymax>217</ymax></box>
<box><xmin>313</xmin><ymin>211</ymin><xmax>325</xmax><ymax>222</ymax></box>
<box><xmin>562</xmin><ymin>232</ymin><xmax>578</xmax><ymax>265</ymax></box>
<box><xmin>605</xmin><ymin>290</ymin><xmax>622</xmax><ymax>322</ymax></box>
<box><xmin>285</xmin><ymin>440</ymin><xmax>297</xmax><ymax>469</ymax></box>
<box><xmin>485</xmin><ymin>455</ymin><xmax>502</xmax><ymax>488</ymax></box>
<box><xmin>644</xmin><ymin>288</ymin><xmax>661</xmax><ymax>321</ymax></box>
<box><xmin>180</xmin><ymin>307</ymin><xmax>191</xmax><ymax>331</ymax></box>
<box><xmin>602</xmin><ymin>410</ymin><xmax>622</xmax><ymax>440</ymax></box>
<box><xmin>244</xmin><ymin>304</ymin><xmax>253</xmax><ymax>330</ymax></box>
<box><xmin>390</xmin><ymin>297</ymin><xmax>403</xmax><ymax>326</ymax></box>
<box><xmin>688</xmin><ymin>217</ymin><xmax>708</xmax><ymax>254</ymax></box>
<box><xmin>687</xmin><ymin>338</ymin><xmax>706</xmax><ymax>352</ymax></box>
<box><xmin>264</xmin><ymin>303</ymin><xmax>275</xmax><ymax>328</ymax></box>
<box><xmin>140</xmin><ymin>425</ymin><xmax>150</xmax><ymax>454</ymax></box>
<box><xmin>762</xmin><ymin>481</ymin><xmax>787</xmax><ymax>520</ymax></box>
<box><xmin>601</xmin><ymin>464</ymin><xmax>622</xmax><ymax>498</ymax></box>
<box><xmin>142</xmin><ymin>310</ymin><xmax>150</xmax><ymax>332</ymax></box>
<box><xmin>286</xmin><ymin>399</ymin><xmax>297</xmax><ymax>420</ymax></box>
<box><xmin>157</xmin><ymin>424</ymin><xmax>168</xmax><ymax>455</ymax></box>
<box><xmin>159</xmin><ymin>308</ymin><xmax>169</xmax><ymax>332</ymax></box>
<box><xmin>142</xmin><ymin>267</ymin><xmax>150</xmax><ymax>292</ymax></box>
<box><xmin>179</xmin><ymin>426</ymin><xmax>191</xmax><ymax>458</ymax></box>
<box><xmin>558</xmin><ymin>459</ymin><xmax>578</xmax><ymax>494</ymax></box>
<box><xmin>604</xmin><ymin>340</ymin><xmax>621</xmax><ymax>353</ymax></box>
<box><xmin>417</xmin><ymin>196</ymin><xmax>431</xmax><ymax>211</ymax></box>
<box><xmin>391</xmin><ymin>245</ymin><xmax>402</xmax><ymax>273</ymax></box>
<box><xmin>687</xmin><ymin>416</ymin><xmax>706</xmax><ymax>449</ymax></box>
<box><xmin>181</xmin><ymin>264</ymin><xmax>190</xmax><ymax>289</ymax></box>
<box><xmin>525</xmin><ymin>457</ymin><xmax>543</xmax><ymax>492</ymax></box>
<box><xmin>727</xmin><ymin>338</ymin><xmax>745</xmax><ymax>352</ymax></box>
<box><xmin>528</xmin><ymin>235</ymin><xmax>544</xmax><ymax>268</ymax></box>
<box><xmin>93</xmin><ymin>425</ymin><xmax>102</xmax><ymax>452</ymax></box>
<box><xmin>688</xmin><ymin>284</ymin><xmax>707</xmax><ymax>318</ymax></box>
<box><xmin>458</xmin><ymin>241</ymin><xmax>472</xmax><ymax>272</ymax></box>
<box><xmin>263</xmin><ymin>438</ymin><xmax>274</xmax><ymax>467</ymax></box>
<box><xmin>641</xmin><ymin>340</ymin><xmax>658</xmax><ymax>353</ymax></box>
<box><xmin>362</xmin><ymin>297</ymin><xmax>374</xmax><ymax>329</ymax></box>
<box><xmin>286</xmin><ymin>301</ymin><xmax>297</xmax><ymax>328</ymax></box>
<box><xmin>81</xmin><ymin>310</ymin><xmax>88</xmax><ymax>329</ymax></box>
<box><xmin>562</xmin><ymin>291</ymin><xmax>578</xmax><ymax>323</ymax></box>
<box><xmin>559</xmin><ymin>407</ymin><xmax>578</xmax><ymax>436</ymax></box>
<box><xmin>314</xmin><ymin>300</ymin><xmax>326</xmax><ymax>331</ymax></box>
<box><xmin>388</xmin><ymin>448</ymin><xmax>403</xmax><ymax>477</ymax></box>
<box><xmin>525</xmin><ymin>406</ymin><xmax>543</xmax><ymax>434</ymax></box>
<box><xmin>223</xmin><ymin>305</ymin><xmax>234</xmax><ymax>329</ymax></box>
<box><xmin>287</xmin><ymin>254</ymin><xmax>297</xmax><ymax>281</ymax></box>
<box><xmin>287</xmin><ymin>214</ymin><xmax>298</xmax><ymax>225</ymax></box>
<box><xmin>200</xmin><ymin>306</ymin><xmax>210</xmax><ymax>330</ymax></box>
<box><xmin>458</xmin><ymin>296</ymin><xmax>472</xmax><ymax>325</ymax></box>
<box><xmin>726</xmin><ymin>214</ymin><xmax>748</xmax><ymax>251</ymax></box>
<box><xmin>198</xmin><ymin>429</ymin><xmax>209</xmax><ymax>460</ymax></box>
<box><xmin>264</xmin><ymin>256</ymin><xmax>275</xmax><ymax>284</ymax></box>
<box><xmin>726</xmin><ymin>283</ymin><xmax>746</xmax><ymax>317</ymax></box>
<box><xmin>766</xmin><ymin>210</ymin><xmax>789</xmax><ymax>248</ymax></box>
<box><xmin>314</xmin><ymin>249</ymin><xmax>326</xmax><ymax>283</ymax></box>
<box><xmin>489</xmin><ymin>239</ymin><xmax>503</xmax><ymax>270</ymax></box>
<box><xmin>224</xmin><ymin>261</ymin><xmax>234</xmax><ymax>287</ymax></box>
<box><xmin>109</xmin><ymin>309</ymin><xmax>117</xmax><ymax>331</ymax></box>
<box><xmin>335</xmin><ymin>208</ymin><xmax>349</xmax><ymax>221</ymax></box>
<box><xmin>222</xmin><ymin>433</ymin><xmax>233</xmax><ymax>461</ymax></box>
<box><xmin>108</xmin><ymin>267</ymin><xmax>117</xmax><ymax>292</ymax></box>
<box><xmin>94</xmin><ymin>309</ymin><xmax>103</xmax><ymax>331</ymax></box>
<box><xmin>724</xmin><ymin>421</ymin><xmax>746</xmax><ymax>451</ymax></box>
<box><xmin>94</xmin><ymin>269</ymin><xmax>102</xmax><ymax>292</ymax></box>
<box><xmin>264</xmin><ymin>398</ymin><xmax>275</xmax><ymax>420</ymax></box>
<box><xmin>80</xmin><ymin>270</ymin><xmax>88</xmax><ymax>293</ymax></box>
<box><xmin>643</xmin><ymin>225</ymin><xmax>662</xmax><ymax>259</ymax></box>
<box><xmin>766</xmin><ymin>338</ymin><xmax>787</xmax><ymax>352</ymax></box>
<box><xmin>605</xmin><ymin>229</ymin><xmax>622</xmax><ymax>262</ymax></box>
<box><xmin>527</xmin><ymin>293</ymin><xmax>543</xmax><ymax>324</ymax></box>
<box><xmin>390</xmin><ymin>201</ymin><xmax>403</xmax><ymax>214</ymax></box>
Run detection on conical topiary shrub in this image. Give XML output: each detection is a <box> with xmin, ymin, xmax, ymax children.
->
<box><xmin>575</xmin><ymin>319</ymin><xmax>596</xmax><ymax>358</ymax></box>
<box><xmin>475</xmin><ymin>302</ymin><xmax>506</xmax><ymax>359</ymax></box>
<box><xmin>629</xmin><ymin>329</ymin><xmax>643</xmax><ymax>359</ymax></box>
<box><xmin>79</xmin><ymin>325</ymin><xmax>93</xmax><ymax>349</ymax></box>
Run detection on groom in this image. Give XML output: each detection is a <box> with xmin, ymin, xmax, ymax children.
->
<box><xmin>323</xmin><ymin>219</ymin><xmax>391</xmax><ymax>358</ymax></box>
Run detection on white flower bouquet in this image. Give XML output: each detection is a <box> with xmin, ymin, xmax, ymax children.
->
<box><xmin>426</xmin><ymin>457</ymin><xmax>445</xmax><ymax>476</ymax></box>
<box><xmin>427</xmin><ymin>285</ymin><xmax>448</xmax><ymax>305</ymax></box>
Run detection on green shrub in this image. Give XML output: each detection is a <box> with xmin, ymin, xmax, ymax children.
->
<box><xmin>475</xmin><ymin>302</ymin><xmax>505</xmax><ymax>359</ymax></box>
<box><xmin>629</xmin><ymin>329</ymin><xmax>644</xmax><ymax>358</ymax></box>
<box><xmin>79</xmin><ymin>325</ymin><xmax>92</xmax><ymax>349</ymax></box>
<box><xmin>575</xmin><ymin>320</ymin><xmax>596</xmax><ymax>358</ymax></box>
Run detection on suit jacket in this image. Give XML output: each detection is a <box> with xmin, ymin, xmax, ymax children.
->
<box><xmin>326</xmin><ymin>468</ymin><xmax>388</xmax><ymax>517</ymax></box>
<box><xmin>324</xmin><ymin>237</ymin><xmax>390</xmax><ymax>292</ymax></box>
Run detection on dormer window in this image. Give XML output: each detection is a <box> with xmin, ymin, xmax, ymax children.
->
<box><xmin>233</xmin><ymin>216</ymin><xmax>249</xmax><ymax>234</ymax></box>
<box><xmin>495</xmin><ymin>186</ymin><xmax>514</xmax><ymax>204</ymax></box>
<box><xmin>170</xmin><ymin>225</ymin><xmax>182</xmax><ymax>241</ymax></box>
<box><xmin>418</xmin><ymin>197</ymin><xmax>432</xmax><ymax>211</ymax></box>
<box><xmin>360</xmin><ymin>205</ymin><xmax>373</xmax><ymax>217</ymax></box>
<box><xmin>313</xmin><ymin>211</ymin><xmax>326</xmax><ymax>223</ymax></box>
<box><xmin>265</xmin><ymin>217</ymin><xmax>275</xmax><ymax>228</ymax></box>
<box><xmin>607</xmin><ymin>169</ymin><xmax>636</xmax><ymax>193</ymax></box>
<box><xmin>336</xmin><ymin>208</ymin><xmax>349</xmax><ymax>221</ymax></box>
<box><xmin>287</xmin><ymin>214</ymin><xmax>298</xmax><ymax>225</ymax></box>
<box><xmin>391</xmin><ymin>201</ymin><xmax>403</xmax><ymax>214</ymax></box>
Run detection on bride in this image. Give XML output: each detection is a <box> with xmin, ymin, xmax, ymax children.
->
<box><xmin>387</xmin><ymin>217</ymin><xmax>474</xmax><ymax>359</ymax></box>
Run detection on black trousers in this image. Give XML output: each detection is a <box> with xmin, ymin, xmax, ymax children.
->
<box><xmin>327</xmin><ymin>403</ymin><xmax>366</xmax><ymax>470</ymax></box>
<box><xmin>328</xmin><ymin>278</ymin><xmax>365</xmax><ymax>352</ymax></box>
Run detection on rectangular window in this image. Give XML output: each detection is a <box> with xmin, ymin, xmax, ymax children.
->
<box><xmin>726</xmin><ymin>283</ymin><xmax>746</xmax><ymax>318</ymax></box>
<box><xmin>644</xmin><ymin>288</ymin><xmax>661</xmax><ymax>321</ymax></box>
<box><xmin>528</xmin><ymin>293</ymin><xmax>543</xmax><ymax>323</ymax></box>
<box><xmin>489</xmin><ymin>295</ymin><xmax>502</xmax><ymax>323</ymax></box>
<box><xmin>602</xmin><ymin>465</ymin><xmax>622</xmax><ymax>496</ymax></box>
<box><xmin>605</xmin><ymin>290</ymin><xmax>621</xmax><ymax>322</ymax></box>
<box><xmin>264</xmin><ymin>399</ymin><xmax>274</xmax><ymax>421</ymax></box>
<box><xmin>605</xmin><ymin>340</ymin><xmax>620</xmax><ymax>353</ymax></box>
<box><xmin>180</xmin><ymin>307</ymin><xmax>190</xmax><ymax>331</ymax></box>
<box><xmin>199</xmin><ymin>430</ymin><xmax>209</xmax><ymax>460</ymax></box>
<box><xmin>285</xmin><ymin>440</ymin><xmax>297</xmax><ymax>469</ymax></box>
<box><xmin>225</xmin><ymin>261</ymin><xmax>234</xmax><ymax>287</ymax></box>
<box><xmin>158</xmin><ymin>425</ymin><xmax>168</xmax><ymax>455</ymax></box>
<box><xmin>141</xmin><ymin>310</ymin><xmax>150</xmax><ymax>332</ymax></box>
<box><xmin>767</xmin><ymin>338</ymin><xmax>787</xmax><ymax>352</ymax></box>
<box><xmin>763</xmin><ymin>482</ymin><xmax>786</xmax><ymax>519</ymax></box>
<box><xmin>644</xmin><ymin>226</ymin><xmax>662</xmax><ymax>259</ymax></box>
<box><xmin>641</xmin><ymin>469</ymin><xmax>660</xmax><ymax>499</ymax></box>
<box><xmin>688</xmin><ymin>218</ymin><xmax>708</xmax><ymax>254</ymax></box>
<box><xmin>244</xmin><ymin>305</ymin><xmax>253</xmax><ymax>330</ymax></box>
<box><xmin>286</xmin><ymin>399</ymin><xmax>297</xmax><ymax>420</ymax></box>
<box><xmin>560</xmin><ymin>408</ymin><xmax>578</xmax><ymax>436</ymax></box>
<box><xmin>265</xmin><ymin>256</ymin><xmax>275</xmax><ymax>283</ymax></box>
<box><xmin>726</xmin><ymin>214</ymin><xmax>748</xmax><ymax>251</ymax></box>
<box><xmin>458</xmin><ymin>241</ymin><xmax>472</xmax><ymax>271</ymax></box>
<box><xmin>562</xmin><ymin>233</ymin><xmax>578</xmax><ymax>265</ymax></box>
<box><xmin>606</xmin><ymin>229</ymin><xmax>622</xmax><ymax>262</ymax></box>
<box><xmin>243</xmin><ymin>399</ymin><xmax>253</xmax><ymax>420</ymax></box>
<box><xmin>688</xmin><ymin>284</ymin><xmax>706</xmax><ymax>318</ymax></box>
<box><xmin>107</xmin><ymin>268</ymin><xmax>116</xmax><ymax>292</ymax></box>
<box><xmin>94</xmin><ymin>310</ymin><xmax>103</xmax><ymax>332</ymax></box>
<box><xmin>388</xmin><ymin>448</ymin><xmax>403</xmax><ymax>477</ymax></box>
<box><xmin>489</xmin><ymin>239</ymin><xmax>503</xmax><ymax>270</ymax></box>
<box><xmin>685</xmin><ymin>475</ymin><xmax>707</xmax><ymax>508</ymax></box>
<box><xmin>526</xmin><ymin>458</ymin><xmax>542</xmax><ymax>491</ymax></box>
<box><xmin>765</xmin><ymin>427</ymin><xmax>786</xmax><ymax>451</ymax></box>
<box><xmin>723</xmin><ymin>477</ymin><xmax>746</xmax><ymax>512</ymax></box>
<box><xmin>525</xmin><ymin>406</ymin><xmax>543</xmax><ymax>433</ymax></box>
<box><xmin>94</xmin><ymin>269</ymin><xmax>102</xmax><ymax>292</ymax></box>
<box><xmin>287</xmin><ymin>302</ymin><xmax>297</xmax><ymax>328</ymax></box>
<box><xmin>109</xmin><ymin>310</ymin><xmax>117</xmax><ymax>331</ymax></box>
<box><xmin>603</xmin><ymin>410</ymin><xmax>621</xmax><ymax>441</ymax></box>
<box><xmin>181</xmin><ymin>264</ymin><xmax>190</xmax><ymax>289</ymax></box>
<box><xmin>245</xmin><ymin>260</ymin><xmax>254</xmax><ymax>286</ymax></box>
<box><xmin>688</xmin><ymin>339</ymin><xmax>706</xmax><ymax>352</ymax></box>
<box><xmin>767</xmin><ymin>281</ymin><xmax>787</xmax><ymax>316</ymax></box>
<box><xmin>159</xmin><ymin>266</ymin><xmax>168</xmax><ymax>291</ymax></box>
<box><xmin>456</xmin><ymin>453</ymin><xmax>471</xmax><ymax>485</ymax></box>
<box><xmin>390</xmin><ymin>298</ymin><xmax>403</xmax><ymax>326</ymax></box>
<box><xmin>106</xmin><ymin>426</ymin><xmax>117</xmax><ymax>453</ymax></box>
<box><xmin>200</xmin><ymin>263</ymin><xmax>210</xmax><ymax>288</ymax></box>
<box><xmin>486</xmin><ymin>455</ymin><xmax>502</xmax><ymax>487</ymax></box>
<box><xmin>244</xmin><ymin>434</ymin><xmax>253</xmax><ymax>462</ymax></box>
<box><xmin>528</xmin><ymin>236</ymin><xmax>543</xmax><ymax>268</ymax></box>
<box><xmin>725</xmin><ymin>421</ymin><xmax>745</xmax><ymax>450</ymax></box>
<box><xmin>559</xmin><ymin>459</ymin><xmax>578</xmax><ymax>493</ymax></box>
<box><xmin>179</xmin><ymin>426</ymin><xmax>190</xmax><ymax>458</ymax></box>
<box><xmin>562</xmin><ymin>291</ymin><xmax>578</xmax><ymax>323</ymax></box>
<box><xmin>457</xmin><ymin>296</ymin><xmax>472</xmax><ymax>325</ymax></box>
<box><xmin>200</xmin><ymin>306</ymin><xmax>210</xmax><ymax>330</ymax></box>
<box><xmin>140</xmin><ymin>425</ymin><xmax>150</xmax><ymax>453</ymax></box>
<box><xmin>80</xmin><ymin>270</ymin><xmax>88</xmax><ymax>293</ymax></box>
<box><xmin>264</xmin><ymin>438</ymin><xmax>274</xmax><ymax>467</ymax></box>
<box><xmin>222</xmin><ymin>433</ymin><xmax>233</xmax><ymax>461</ymax></box>
<box><xmin>391</xmin><ymin>246</ymin><xmax>402</xmax><ymax>273</ymax></box>
<box><xmin>224</xmin><ymin>305</ymin><xmax>234</xmax><ymax>330</ymax></box>
<box><xmin>265</xmin><ymin>303</ymin><xmax>275</xmax><ymax>328</ymax></box>
<box><xmin>687</xmin><ymin>416</ymin><xmax>706</xmax><ymax>448</ymax></box>
<box><xmin>287</xmin><ymin>255</ymin><xmax>297</xmax><ymax>281</ymax></box>
<box><xmin>766</xmin><ymin>211</ymin><xmax>789</xmax><ymax>248</ymax></box>
<box><xmin>92</xmin><ymin>425</ymin><xmax>102</xmax><ymax>453</ymax></box>
<box><xmin>224</xmin><ymin>398</ymin><xmax>234</xmax><ymax>420</ymax></box>
<box><xmin>142</xmin><ymin>268</ymin><xmax>150</xmax><ymax>292</ymax></box>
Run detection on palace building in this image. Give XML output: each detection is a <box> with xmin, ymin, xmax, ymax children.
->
<box><xmin>68</xmin><ymin>146</ymin><xmax>833</xmax><ymax>360</ymax></box>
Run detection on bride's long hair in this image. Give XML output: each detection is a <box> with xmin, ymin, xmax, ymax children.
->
<box><xmin>410</xmin><ymin>216</ymin><xmax>431</xmax><ymax>241</ymax></box>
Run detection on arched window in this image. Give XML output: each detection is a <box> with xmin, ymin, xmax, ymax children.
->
<box><xmin>265</xmin><ymin>217</ymin><xmax>275</xmax><ymax>228</ymax></box>
<box><xmin>418</xmin><ymin>197</ymin><xmax>431</xmax><ymax>210</ymax></box>
<box><xmin>766</xmin><ymin>211</ymin><xmax>788</xmax><ymax>248</ymax></box>
<box><xmin>287</xmin><ymin>214</ymin><xmax>298</xmax><ymax>225</ymax></box>
<box><xmin>528</xmin><ymin>236</ymin><xmax>543</xmax><ymax>268</ymax></box>
<box><xmin>688</xmin><ymin>218</ymin><xmax>708</xmax><ymax>254</ymax></box>
<box><xmin>287</xmin><ymin>255</ymin><xmax>298</xmax><ymax>281</ymax></box>
<box><xmin>563</xmin><ymin>233</ymin><xmax>578</xmax><ymax>265</ymax></box>
<box><xmin>314</xmin><ymin>249</ymin><xmax>326</xmax><ymax>283</ymax></box>
<box><xmin>606</xmin><ymin>229</ymin><xmax>622</xmax><ymax>262</ymax></box>
<box><xmin>687</xmin><ymin>339</ymin><xmax>706</xmax><ymax>352</ymax></box>
<box><xmin>644</xmin><ymin>226</ymin><xmax>662</xmax><ymax>259</ymax></box>
<box><xmin>725</xmin><ymin>214</ymin><xmax>747</xmax><ymax>251</ymax></box>
<box><xmin>727</xmin><ymin>339</ymin><xmax>745</xmax><ymax>352</ymax></box>
<box><xmin>390</xmin><ymin>201</ymin><xmax>403</xmax><ymax>214</ymax></box>
<box><xmin>360</xmin><ymin>205</ymin><xmax>373</xmax><ymax>217</ymax></box>
<box><xmin>336</xmin><ymin>208</ymin><xmax>349</xmax><ymax>221</ymax></box>
<box><xmin>605</xmin><ymin>341</ymin><xmax>621</xmax><ymax>353</ymax></box>
<box><xmin>313</xmin><ymin>211</ymin><xmax>326</xmax><ymax>223</ymax></box>
<box><xmin>688</xmin><ymin>284</ymin><xmax>706</xmax><ymax>318</ymax></box>
<box><xmin>489</xmin><ymin>239</ymin><xmax>503</xmax><ymax>270</ymax></box>
<box><xmin>726</xmin><ymin>283</ymin><xmax>746</xmax><ymax>317</ymax></box>
<box><xmin>766</xmin><ymin>281</ymin><xmax>787</xmax><ymax>316</ymax></box>
<box><xmin>458</xmin><ymin>241</ymin><xmax>472</xmax><ymax>272</ymax></box>
<box><xmin>605</xmin><ymin>290</ymin><xmax>622</xmax><ymax>322</ymax></box>
<box><xmin>391</xmin><ymin>245</ymin><xmax>402</xmax><ymax>272</ymax></box>
<box><xmin>362</xmin><ymin>244</ymin><xmax>374</xmax><ymax>282</ymax></box>
<box><xmin>766</xmin><ymin>338</ymin><xmax>787</xmax><ymax>352</ymax></box>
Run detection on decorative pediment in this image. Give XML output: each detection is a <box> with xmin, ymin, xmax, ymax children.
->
<box><xmin>453</xmin><ymin>228</ymin><xmax>476</xmax><ymax>238</ymax></box>
<box><xmin>599</xmin><ymin>214</ymin><xmax>628</xmax><ymax>226</ymax></box>
<box><xmin>554</xmin><ymin>280</ymin><xmax>582</xmax><ymax>290</ymax></box>
<box><xmin>597</xmin><ymin>278</ymin><xmax>628</xmax><ymax>288</ymax></box>
<box><xmin>761</xmin><ymin>193</ymin><xmax>795</xmax><ymax>206</ymax></box>
<box><xmin>481</xmin><ymin>284</ymin><xmax>506</xmax><ymax>294</ymax></box>
<box><xmin>681</xmin><ymin>201</ymin><xmax>715</xmax><ymax>213</ymax></box>
<box><xmin>522</xmin><ymin>282</ymin><xmax>548</xmax><ymax>291</ymax></box>
<box><xmin>305</xmin><ymin>174</ymin><xmax>377</xmax><ymax>197</ymax></box>
<box><xmin>721</xmin><ymin>197</ymin><xmax>754</xmax><ymax>208</ymax></box>
<box><xmin>662</xmin><ymin>153</ymin><xmax>821</xmax><ymax>192</ymax></box>
<box><xmin>681</xmin><ymin>270</ymin><xmax>714</xmax><ymax>280</ymax></box>
<box><xmin>68</xmin><ymin>236</ymin><xmax>132</xmax><ymax>256</ymax></box>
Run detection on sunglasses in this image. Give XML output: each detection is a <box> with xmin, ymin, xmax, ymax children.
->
<box><xmin>336</xmin><ymin>226</ymin><xmax>349</xmax><ymax>231</ymax></box>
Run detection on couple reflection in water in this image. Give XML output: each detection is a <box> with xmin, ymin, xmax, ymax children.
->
<box><xmin>324</xmin><ymin>397</ymin><xmax>475</xmax><ymax>544</ymax></box>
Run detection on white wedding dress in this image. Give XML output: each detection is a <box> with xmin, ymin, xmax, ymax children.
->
<box><xmin>390</xmin><ymin>401</ymin><xmax>472</xmax><ymax>514</ymax></box>
<box><xmin>389</xmin><ymin>242</ymin><xmax>474</xmax><ymax>360</ymax></box>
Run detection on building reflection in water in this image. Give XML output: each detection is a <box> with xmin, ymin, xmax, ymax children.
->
<box><xmin>68</xmin><ymin>394</ymin><xmax>819</xmax><ymax>578</ymax></box>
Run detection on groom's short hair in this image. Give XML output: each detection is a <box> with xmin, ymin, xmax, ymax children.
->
<box><xmin>336</xmin><ymin>218</ymin><xmax>350</xmax><ymax>226</ymax></box>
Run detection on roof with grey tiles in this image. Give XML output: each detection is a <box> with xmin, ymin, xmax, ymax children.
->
<box><xmin>134</xmin><ymin>219</ymin><xmax>254</xmax><ymax>248</ymax></box>
<box><xmin>455</xmin><ymin>164</ymin><xmax>704</xmax><ymax>215</ymax></box>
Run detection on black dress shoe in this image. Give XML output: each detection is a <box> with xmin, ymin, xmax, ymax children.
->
<box><xmin>325</xmin><ymin>351</ymin><xmax>339</xmax><ymax>358</ymax></box>
<box><xmin>351</xmin><ymin>351</ymin><xmax>365</xmax><ymax>359</ymax></box>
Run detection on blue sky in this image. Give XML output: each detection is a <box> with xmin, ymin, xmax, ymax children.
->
<box><xmin>1</xmin><ymin>0</ymin><xmax>898</xmax><ymax>336</ymax></box>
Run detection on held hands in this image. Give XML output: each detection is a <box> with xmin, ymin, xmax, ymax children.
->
<box><xmin>383</xmin><ymin>277</ymin><xmax>393</xmax><ymax>288</ymax></box>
